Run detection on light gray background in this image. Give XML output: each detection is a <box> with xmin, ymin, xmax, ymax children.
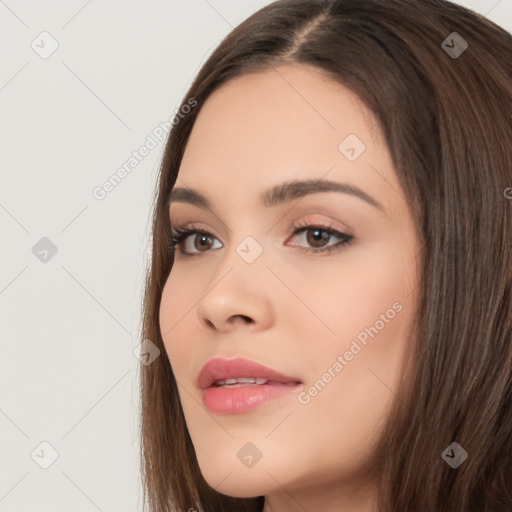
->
<box><xmin>1</xmin><ymin>1</ymin><xmax>510</xmax><ymax>511</ymax></box>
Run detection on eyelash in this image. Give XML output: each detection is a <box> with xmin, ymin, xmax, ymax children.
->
<box><xmin>169</xmin><ymin>220</ymin><xmax>354</xmax><ymax>258</ymax></box>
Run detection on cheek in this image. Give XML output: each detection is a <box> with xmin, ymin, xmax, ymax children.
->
<box><xmin>283</xmin><ymin>240</ymin><xmax>417</xmax><ymax>350</ymax></box>
<box><xmin>273</xmin><ymin>247</ymin><xmax>417</xmax><ymax>472</ymax></box>
<box><xmin>158</xmin><ymin>271</ymin><xmax>198</xmax><ymax>379</ymax></box>
<box><xmin>286</xmin><ymin>242</ymin><xmax>417</xmax><ymax>414</ymax></box>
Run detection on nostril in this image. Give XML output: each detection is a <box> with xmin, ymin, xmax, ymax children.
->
<box><xmin>232</xmin><ymin>314</ymin><xmax>253</xmax><ymax>324</ymax></box>
<box><xmin>203</xmin><ymin>315</ymin><xmax>253</xmax><ymax>329</ymax></box>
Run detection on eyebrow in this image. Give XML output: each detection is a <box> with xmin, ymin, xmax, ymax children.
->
<box><xmin>167</xmin><ymin>179</ymin><xmax>386</xmax><ymax>213</ymax></box>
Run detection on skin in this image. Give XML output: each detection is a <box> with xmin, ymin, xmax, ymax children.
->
<box><xmin>159</xmin><ymin>64</ymin><xmax>422</xmax><ymax>512</ymax></box>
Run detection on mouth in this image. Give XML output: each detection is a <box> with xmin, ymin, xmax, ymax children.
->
<box><xmin>197</xmin><ymin>357</ymin><xmax>303</xmax><ymax>414</ymax></box>
<box><xmin>198</xmin><ymin>356</ymin><xmax>302</xmax><ymax>389</ymax></box>
<box><xmin>211</xmin><ymin>377</ymin><xmax>297</xmax><ymax>387</ymax></box>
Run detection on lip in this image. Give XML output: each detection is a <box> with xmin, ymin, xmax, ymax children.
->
<box><xmin>197</xmin><ymin>357</ymin><xmax>303</xmax><ymax>414</ymax></box>
<box><xmin>198</xmin><ymin>357</ymin><xmax>301</xmax><ymax>389</ymax></box>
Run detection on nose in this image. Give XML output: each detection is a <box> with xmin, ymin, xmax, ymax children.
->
<box><xmin>196</xmin><ymin>264</ymin><xmax>274</xmax><ymax>333</ymax></box>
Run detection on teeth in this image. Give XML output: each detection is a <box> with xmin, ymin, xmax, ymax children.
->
<box><xmin>214</xmin><ymin>377</ymin><xmax>269</xmax><ymax>386</ymax></box>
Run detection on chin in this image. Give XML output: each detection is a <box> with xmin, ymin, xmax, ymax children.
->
<box><xmin>195</xmin><ymin>451</ymin><xmax>273</xmax><ymax>498</ymax></box>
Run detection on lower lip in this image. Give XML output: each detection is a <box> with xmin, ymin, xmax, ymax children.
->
<box><xmin>203</xmin><ymin>383</ymin><xmax>302</xmax><ymax>414</ymax></box>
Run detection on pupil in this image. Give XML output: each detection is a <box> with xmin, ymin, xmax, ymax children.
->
<box><xmin>196</xmin><ymin>234</ymin><xmax>212</xmax><ymax>250</ymax></box>
<box><xmin>308</xmin><ymin>229</ymin><xmax>329</xmax><ymax>247</ymax></box>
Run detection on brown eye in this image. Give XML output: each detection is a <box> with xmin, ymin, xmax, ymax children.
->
<box><xmin>193</xmin><ymin>233</ymin><xmax>214</xmax><ymax>252</ymax></box>
<box><xmin>306</xmin><ymin>228</ymin><xmax>331</xmax><ymax>248</ymax></box>
<box><xmin>170</xmin><ymin>227</ymin><xmax>222</xmax><ymax>256</ymax></box>
<box><xmin>288</xmin><ymin>223</ymin><xmax>354</xmax><ymax>254</ymax></box>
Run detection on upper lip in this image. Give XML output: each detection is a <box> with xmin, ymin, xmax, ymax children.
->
<box><xmin>197</xmin><ymin>357</ymin><xmax>302</xmax><ymax>390</ymax></box>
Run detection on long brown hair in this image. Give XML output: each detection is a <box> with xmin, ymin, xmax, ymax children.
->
<box><xmin>138</xmin><ymin>1</ymin><xmax>512</xmax><ymax>510</ymax></box>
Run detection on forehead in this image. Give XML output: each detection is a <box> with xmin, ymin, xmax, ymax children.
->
<box><xmin>176</xmin><ymin>64</ymin><xmax>395</xmax><ymax>212</ymax></box>
<box><xmin>184</xmin><ymin>65</ymin><xmax>378</xmax><ymax>158</ymax></box>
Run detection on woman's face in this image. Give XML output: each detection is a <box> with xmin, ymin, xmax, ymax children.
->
<box><xmin>159</xmin><ymin>64</ymin><xmax>421</xmax><ymax>509</ymax></box>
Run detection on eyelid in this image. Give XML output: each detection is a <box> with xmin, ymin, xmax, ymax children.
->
<box><xmin>284</xmin><ymin>214</ymin><xmax>352</xmax><ymax>239</ymax></box>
